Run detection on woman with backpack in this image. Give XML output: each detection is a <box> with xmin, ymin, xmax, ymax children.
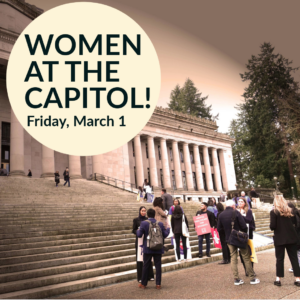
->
<box><xmin>132</xmin><ymin>206</ymin><xmax>154</xmax><ymax>283</ymax></box>
<box><xmin>270</xmin><ymin>195</ymin><xmax>300</xmax><ymax>287</ymax></box>
<box><xmin>171</xmin><ymin>205</ymin><xmax>189</xmax><ymax>262</ymax></box>
<box><xmin>54</xmin><ymin>171</ymin><xmax>60</xmax><ymax>187</ymax></box>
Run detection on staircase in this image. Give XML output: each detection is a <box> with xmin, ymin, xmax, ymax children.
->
<box><xmin>0</xmin><ymin>177</ymin><xmax>273</xmax><ymax>299</ymax></box>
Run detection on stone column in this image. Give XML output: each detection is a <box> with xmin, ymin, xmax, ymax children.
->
<box><xmin>172</xmin><ymin>140</ymin><xmax>183</xmax><ymax>190</ymax></box>
<box><xmin>203</xmin><ymin>146</ymin><xmax>214</xmax><ymax>191</ymax></box>
<box><xmin>218</xmin><ymin>149</ymin><xmax>229</xmax><ymax>191</ymax></box>
<box><xmin>183</xmin><ymin>143</ymin><xmax>194</xmax><ymax>191</ymax></box>
<box><xmin>147</xmin><ymin>136</ymin><xmax>158</xmax><ymax>187</ymax></box>
<box><xmin>69</xmin><ymin>155</ymin><xmax>82</xmax><ymax>179</ymax></box>
<box><xmin>160</xmin><ymin>138</ymin><xmax>171</xmax><ymax>188</ymax></box>
<box><xmin>134</xmin><ymin>135</ymin><xmax>144</xmax><ymax>187</ymax></box>
<box><xmin>92</xmin><ymin>154</ymin><xmax>101</xmax><ymax>177</ymax></box>
<box><xmin>10</xmin><ymin>109</ymin><xmax>25</xmax><ymax>176</ymax></box>
<box><xmin>212</xmin><ymin>148</ymin><xmax>223</xmax><ymax>192</ymax></box>
<box><xmin>193</xmin><ymin>144</ymin><xmax>204</xmax><ymax>191</ymax></box>
<box><xmin>41</xmin><ymin>145</ymin><xmax>55</xmax><ymax>177</ymax></box>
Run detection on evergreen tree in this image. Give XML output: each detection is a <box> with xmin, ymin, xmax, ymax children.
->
<box><xmin>167</xmin><ymin>78</ymin><xmax>218</xmax><ymax>121</ymax></box>
<box><xmin>238</xmin><ymin>42</ymin><xmax>299</xmax><ymax>197</ymax></box>
<box><xmin>228</xmin><ymin>105</ymin><xmax>251</xmax><ymax>188</ymax></box>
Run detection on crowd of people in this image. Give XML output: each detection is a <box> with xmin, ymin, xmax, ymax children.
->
<box><xmin>132</xmin><ymin>187</ymin><xmax>300</xmax><ymax>289</ymax></box>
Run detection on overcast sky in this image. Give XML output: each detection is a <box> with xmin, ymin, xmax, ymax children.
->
<box><xmin>27</xmin><ymin>0</ymin><xmax>300</xmax><ymax>133</ymax></box>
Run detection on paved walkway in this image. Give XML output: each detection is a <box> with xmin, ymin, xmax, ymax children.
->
<box><xmin>54</xmin><ymin>249</ymin><xmax>300</xmax><ymax>299</ymax></box>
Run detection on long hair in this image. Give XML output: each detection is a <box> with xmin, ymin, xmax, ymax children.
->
<box><xmin>274</xmin><ymin>195</ymin><xmax>293</xmax><ymax>217</ymax></box>
<box><xmin>207</xmin><ymin>199</ymin><xmax>214</xmax><ymax>207</ymax></box>
<box><xmin>153</xmin><ymin>197</ymin><xmax>164</xmax><ymax>210</ymax></box>
<box><xmin>173</xmin><ymin>205</ymin><xmax>183</xmax><ymax>218</ymax></box>
<box><xmin>216</xmin><ymin>202</ymin><xmax>224</xmax><ymax>213</ymax></box>
<box><xmin>173</xmin><ymin>198</ymin><xmax>181</xmax><ymax>205</ymax></box>
<box><xmin>237</xmin><ymin>197</ymin><xmax>249</xmax><ymax>214</ymax></box>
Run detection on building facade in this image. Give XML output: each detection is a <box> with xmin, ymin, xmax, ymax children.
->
<box><xmin>0</xmin><ymin>0</ymin><xmax>236</xmax><ymax>200</ymax></box>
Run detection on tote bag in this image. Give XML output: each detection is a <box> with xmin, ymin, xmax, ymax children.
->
<box><xmin>182</xmin><ymin>214</ymin><xmax>190</xmax><ymax>237</ymax></box>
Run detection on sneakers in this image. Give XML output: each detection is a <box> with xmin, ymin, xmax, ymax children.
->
<box><xmin>234</xmin><ymin>279</ymin><xmax>244</xmax><ymax>285</ymax></box>
<box><xmin>289</xmin><ymin>268</ymin><xmax>294</xmax><ymax>273</ymax></box>
<box><xmin>178</xmin><ymin>259</ymin><xmax>182</xmax><ymax>263</ymax></box>
<box><xmin>149</xmin><ymin>278</ymin><xmax>155</xmax><ymax>281</ymax></box>
<box><xmin>250</xmin><ymin>279</ymin><xmax>260</xmax><ymax>285</ymax></box>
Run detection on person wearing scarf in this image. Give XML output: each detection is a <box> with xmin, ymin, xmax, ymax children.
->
<box><xmin>132</xmin><ymin>206</ymin><xmax>154</xmax><ymax>282</ymax></box>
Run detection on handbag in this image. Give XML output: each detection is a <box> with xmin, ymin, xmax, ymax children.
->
<box><xmin>228</xmin><ymin>210</ymin><xmax>248</xmax><ymax>249</ymax></box>
<box><xmin>182</xmin><ymin>214</ymin><xmax>190</xmax><ymax>237</ymax></box>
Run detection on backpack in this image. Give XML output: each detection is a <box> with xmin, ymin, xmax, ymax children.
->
<box><xmin>146</xmin><ymin>220</ymin><xmax>163</xmax><ymax>250</ymax></box>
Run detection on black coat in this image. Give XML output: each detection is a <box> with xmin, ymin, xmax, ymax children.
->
<box><xmin>54</xmin><ymin>173</ymin><xmax>60</xmax><ymax>183</ymax></box>
<box><xmin>132</xmin><ymin>217</ymin><xmax>148</xmax><ymax>248</ymax></box>
<box><xmin>195</xmin><ymin>210</ymin><xmax>216</xmax><ymax>229</ymax></box>
<box><xmin>217</xmin><ymin>207</ymin><xmax>248</xmax><ymax>242</ymax></box>
<box><xmin>171</xmin><ymin>214</ymin><xmax>189</xmax><ymax>235</ymax></box>
<box><xmin>63</xmin><ymin>170</ymin><xmax>70</xmax><ymax>180</ymax></box>
<box><xmin>270</xmin><ymin>210</ymin><xmax>299</xmax><ymax>246</ymax></box>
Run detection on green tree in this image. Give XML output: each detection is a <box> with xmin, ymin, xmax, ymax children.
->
<box><xmin>228</xmin><ymin>108</ymin><xmax>251</xmax><ymax>188</ymax></box>
<box><xmin>238</xmin><ymin>42</ymin><xmax>300</xmax><ymax>197</ymax></box>
<box><xmin>167</xmin><ymin>78</ymin><xmax>218</xmax><ymax>121</ymax></box>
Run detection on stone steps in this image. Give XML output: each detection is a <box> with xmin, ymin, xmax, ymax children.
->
<box><xmin>0</xmin><ymin>177</ymin><xmax>273</xmax><ymax>299</ymax></box>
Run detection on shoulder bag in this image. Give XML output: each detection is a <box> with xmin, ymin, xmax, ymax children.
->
<box><xmin>228</xmin><ymin>210</ymin><xmax>248</xmax><ymax>249</ymax></box>
<box><xmin>182</xmin><ymin>214</ymin><xmax>190</xmax><ymax>237</ymax></box>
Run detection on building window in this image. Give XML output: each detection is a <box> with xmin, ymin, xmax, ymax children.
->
<box><xmin>202</xmin><ymin>173</ymin><xmax>208</xmax><ymax>191</ymax></box>
<box><xmin>158</xmin><ymin>145</ymin><xmax>161</xmax><ymax>160</ymax></box>
<box><xmin>171</xmin><ymin>170</ymin><xmax>176</xmax><ymax>190</ymax></box>
<box><xmin>169</xmin><ymin>147</ymin><xmax>173</xmax><ymax>161</ymax></box>
<box><xmin>190</xmin><ymin>151</ymin><xmax>194</xmax><ymax>164</ymax></box>
<box><xmin>147</xmin><ymin>168</ymin><xmax>151</xmax><ymax>186</ymax></box>
<box><xmin>132</xmin><ymin>141</ymin><xmax>135</xmax><ymax>157</ymax></box>
<box><xmin>209</xmin><ymin>153</ymin><xmax>213</xmax><ymax>166</ymax></box>
<box><xmin>200</xmin><ymin>152</ymin><xmax>204</xmax><ymax>165</ymax></box>
<box><xmin>145</xmin><ymin>143</ymin><xmax>149</xmax><ymax>159</ymax></box>
<box><xmin>182</xmin><ymin>171</ymin><xmax>187</xmax><ymax>190</ymax></box>
<box><xmin>180</xmin><ymin>149</ymin><xmax>184</xmax><ymax>163</ymax></box>
<box><xmin>192</xmin><ymin>172</ymin><xmax>198</xmax><ymax>191</ymax></box>
<box><xmin>134</xmin><ymin>166</ymin><xmax>137</xmax><ymax>188</ymax></box>
<box><xmin>160</xmin><ymin>169</ymin><xmax>164</xmax><ymax>188</ymax></box>
<box><xmin>212</xmin><ymin>174</ymin><xmax>217</xmax><ymax>191</ymax></box>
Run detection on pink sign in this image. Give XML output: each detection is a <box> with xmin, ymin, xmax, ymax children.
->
<box><xmin>193</xmin><ymin>214</ymin><xmax>211</xmax><ymax>236</ymax></box>
<box><xmin>211</xmin><ymin>228</ymin><xmax>222</xmax><ymax>249</ymax></box>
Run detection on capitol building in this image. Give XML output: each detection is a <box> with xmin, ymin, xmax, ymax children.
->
<box><xmin>0</xmin><ymin>0</ymin><xmax>236</xmax><ymax>201</ymax></box>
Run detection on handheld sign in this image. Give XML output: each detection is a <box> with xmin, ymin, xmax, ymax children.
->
<box><xmin>211</xmin><ymin>228</ymin><xmax>222</xmax><ymax>249</ymax></box>
<box><xmin>193</xmin><ymin>214</ymin><xmax>211</xmax><ymax>236</ymax></box>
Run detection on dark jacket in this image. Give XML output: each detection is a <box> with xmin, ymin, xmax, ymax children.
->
<box><xmin>162</xmin><ymin>193</ymin><xmax>173</xmax><ymax>211</ymax></box>
<box><xmin>132</xmin><ymin>216</ymin><xmax>148</xmax><ymax>248</ymax></box>
<box><xmin>63</xmin><ymin>170</ymin><xmax>70</xmax><ymax>180</ymax></box>
<box><xmin>171</xmin><ymin>214</ymin><xmax>189</xmax><ymax>235</ymax></box>
<box><xmin>239</xmin><ymin>209</ymin><xmax>255</xmax><ymax>230</ymax></box>
<box><xmin>250</xmin><ymin>190</ymin><xmax>259</xmax><ymax>198</ymax></box>
<box><xmin>196</xmin><ymin>210</ymin><xmax>216</xmax><ymax>229</ymax></box>
<box><xmin>54</xmin><ymin>173</ymin><xmax>60</xmax><ymax>183</ymax></box>
<box><xmin>270</xmin><ymin>210</ymin><xmax>299</xmax><ymax>246</ymax></box>
<box><xmin>137</xmin><ymin>218</ymin><xmax>170</xmax><ymax>254</ymax></box>
<box><xmin>217</xmin><ymin>207</ymin><xmax>248</xmax><ymax>242</ymax></box>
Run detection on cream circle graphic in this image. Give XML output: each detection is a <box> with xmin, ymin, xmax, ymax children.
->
<box><xmin>7</xmin><ymin>2</ymin><xmax>160</xmax><ymax>156</ymax></box>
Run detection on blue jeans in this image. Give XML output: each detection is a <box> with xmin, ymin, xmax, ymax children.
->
<box><xmin>198</xmin><ymin>233</ymin><xmax>210</xmax><ymax>255</ymax></box>
<box><xmin>64</xmin><ymin>179</ymin><xmax>70</xmax><ymax>187</ymax></box>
